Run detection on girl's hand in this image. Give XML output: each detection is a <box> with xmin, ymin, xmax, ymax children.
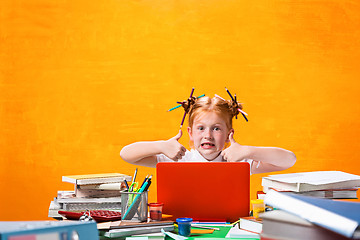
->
<box><xmin>221</xmin><ymin>132</ymin><xmax>251</xmax><ymax>162</ymax></box>
<box><xmin>162</xmin><ymin>130</ymin><xmax>187</xmax><ymax>161</ymax></box>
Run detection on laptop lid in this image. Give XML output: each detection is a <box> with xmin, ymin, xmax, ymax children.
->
<box><xmin>156</xmin><ymin>162</ymin><xmax>250</xmax><ymax>222</ymax></box>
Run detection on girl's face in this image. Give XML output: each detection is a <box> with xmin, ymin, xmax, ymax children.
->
<box><xmin>188</xmin><ymin>111</ymin><xmax>232</xmax><ymax>160</ymax></box>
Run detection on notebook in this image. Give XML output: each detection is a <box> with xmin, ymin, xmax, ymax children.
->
<box><xmin>156</xmin><ymin>162</ymin><xmax>250</xmax><ymax>222</ymax></box>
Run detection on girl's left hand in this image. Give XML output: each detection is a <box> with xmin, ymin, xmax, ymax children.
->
<box><xmin>221</xmin><ymin>132</ymin><xmax>251</xmax><ymax>162</ymax></box>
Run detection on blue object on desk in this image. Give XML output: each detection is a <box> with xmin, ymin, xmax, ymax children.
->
<box><xmin>176</xmin><ymin>217</ymin><xmax>193</xmax><ymax>237</ymax></box>
<box><xmin>0</xmin><ymin>220</ymin><xmax>98</xmax><ymax>240</ymax></box>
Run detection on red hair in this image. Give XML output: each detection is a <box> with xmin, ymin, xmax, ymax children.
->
<box><xmin>188</xmin><ymin>96</ymin><xmax>241</xmax><ymax>130</ymax></box>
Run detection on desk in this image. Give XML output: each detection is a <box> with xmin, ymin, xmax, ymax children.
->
<box><xmin>100</xmin><ymin>225</ymin><xmax>259</xmax><ymax>240</ymax></box>
<box><xmin>176</xmin><ymin>226</ymin><xmax>258</xmax><ymax>240</ymax></box>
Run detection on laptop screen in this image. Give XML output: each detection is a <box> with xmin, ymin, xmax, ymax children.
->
<box><xmin>156</xmin><ymin>162</ymin><xmax>250</xmax><ymax>222</ymax></box>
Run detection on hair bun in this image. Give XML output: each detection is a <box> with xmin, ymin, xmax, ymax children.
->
<box><xmin>229</xmin><ymin>100</ymin><xmax>242</xmax><ymax>119</ymax></box>
<box><xmin>181</xmin><ymin>96</ymin><xmax>197</xmax><ymax>114</ymax></box>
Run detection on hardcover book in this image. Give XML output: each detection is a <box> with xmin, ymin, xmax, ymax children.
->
<box><xmin>264</xmin><ymin>190</ymin><xmax>360</xmax><ymax>239</ymax></box>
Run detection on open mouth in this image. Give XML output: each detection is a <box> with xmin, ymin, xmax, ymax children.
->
<box><xmin>201</xmin><ymin>143</ymin><xmax>215</xmax><ymax>148</ymax></box>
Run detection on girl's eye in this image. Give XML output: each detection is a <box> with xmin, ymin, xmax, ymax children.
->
<box><xmin>214</xmin><ymin>127</ymin><xmax>220</xmax><ymax>131</ymax></box>
<box><xmin>197</xmin><ymin>126</ymin><xmax>204</xmax><ymax>130</ymax></box>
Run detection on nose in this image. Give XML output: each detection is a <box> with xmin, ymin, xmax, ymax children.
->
<box><xmin>203</xmin><ymin>128</ymin><xmax>213</xmax><ymax>139</ymax></box>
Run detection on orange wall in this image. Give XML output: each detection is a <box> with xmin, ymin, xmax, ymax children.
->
<box><xmin>1</xmin><ymin>0</ymin><xmax>359</xmax><ymax>220</ymax></box>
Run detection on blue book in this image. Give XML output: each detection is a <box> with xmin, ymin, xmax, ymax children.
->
<box><xmin>264</xmin><ymin>189</ymin><xmax>360</xmax><ymax>239</ymax></box>
<box><xmin>0</xmin><ymin>221</ymin><xmax>99</xmax><ymax>240</ymax></box>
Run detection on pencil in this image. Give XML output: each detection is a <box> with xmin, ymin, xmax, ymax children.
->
<box><xmin>225</xmin><ymin>87</ymin><xmax>235</xmax><ymax>101</ymax></box>
<box><xmin>168</xmin><ymin>94</ymin><xmax>205</xmax><ymax>112</ymax></box>
<box><xmin>139</xmin><ymin>175</ymin><xmax>149</xmax><ymax>189</ymax></box>
<box><xmin>241</xmin><ymin>112</ymin><xmax>248</xmax><ymax>122</ymax></box>
<box><xmin>124</xmin><ymin>179</ymin><xmax>129</xmax><ymax>190</ymax></box>
<box><xmin>231</xmin><ymin>219</ymin><xmax>240</xmax><ymax>227</ymax></box>
<box><xmin>132</xmin><ymin>168</ymin><xmax>138</xmax><ymax>183</ymax></box>
<box><xmin>191</xmin><ymin>224</ymin><xmax>220</xmax><ymax>231</ymax></box>
<box><xmin>189</xmin><ymin>87</ymin><xmax>195</xmax><ymax>98</ymax></box>
<box><xmin>179</xmin><ymin>88</ymin><xmax>194</xmax><ymax>128</ymax></box>
<box><xmin>234</xmin><ymin>94</ymin><xmax>238</xmax><ymax>119</ymax></box>
<box><xmin>168</xmin><ymin>104</ymin><xmax>182</xmax><ymax>112</ymax></box>
<box><xmin>179</xmin><ymin>112</ymin><xmax>187</xmax><ymax>129</ymax></box>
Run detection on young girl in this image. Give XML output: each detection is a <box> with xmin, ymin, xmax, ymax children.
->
<box><xmin>120</xmin><ymin>94</ymin><xmax>296</xmax><ymax>174</ymax></box>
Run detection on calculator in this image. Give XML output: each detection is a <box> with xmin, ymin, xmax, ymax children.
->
<box><xmin>58</xmin><ymin>210</ymin><xmax>122</xmax><ymax>222</ymax></box>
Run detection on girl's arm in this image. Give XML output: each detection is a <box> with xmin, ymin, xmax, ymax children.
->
<box><xmin>221</xmin><ymin>132</ymin><xmax>296</xmax><ymax>173</ymax></box>
<box><xmin>120</xmin><ymin>130</ymin><xmax>186</xmax><ymax>168</ymax></box>
<box><xmin>244</xmin><ymin>146</ymin><xmax>296</xmax><ymax>174</ymax></box>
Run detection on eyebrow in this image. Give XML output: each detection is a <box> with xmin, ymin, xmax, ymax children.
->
<box><xmin>194</xmin><ymin>122</ymin><xmax>224</xmax><ymax>126</ymax></box>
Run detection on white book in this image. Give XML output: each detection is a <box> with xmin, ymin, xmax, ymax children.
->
<box><xmin>62</xmin><ymin>173</ymin><xmax>132</xmax><ymax>185</ymax></box>
<box><xmin>262</xmin><ymin>171</ymin><xmax>360</xmax><ymax>192</ymax></box>
<box><xmin>263</xmin><ymin>186</ymin><xmax>358</xmax><ymax>199</ymax></box>
<box><xmin>126</xmin><ymin>232</ymin><xmax>166</xmax><ymax>240</ymax></box>
<box><xmin>239</xmin><ymin>217</ymin><xmax>263</xmax><ymax>233</ymax></box>
<box><xmin>225</xmin><ymin>225</ymin><xmax>260</xmax><ymax>239</ymax></box>
<box><xmin>105</xmin><ymin>225</ymin><xmax>174</xmax><ymax>238</ymax></box>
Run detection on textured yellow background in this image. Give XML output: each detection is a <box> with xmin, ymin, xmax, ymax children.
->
<box><xmin>1</xmin><ymin>0</ymin><xmax>359</xmax><ymax>220</ymax></box>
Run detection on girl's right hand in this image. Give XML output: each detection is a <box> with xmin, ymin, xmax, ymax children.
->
<box><xmin>162</xmin><ymin>130</ymin><xmax>187</xmax><ymax>161</ymax></box>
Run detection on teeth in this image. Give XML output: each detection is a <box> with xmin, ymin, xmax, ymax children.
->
<box><xmin>202</xmin><ymin>143</ymin><xmax>214</xmax><ymax>146</ymax></box>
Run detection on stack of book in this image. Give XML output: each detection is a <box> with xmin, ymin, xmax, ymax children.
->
<box><xmin>261</xmin><ymin>189</ymin><xmax>360</xmax><ymax>239</ymax></box>
<box><xmin>261</xmin><ymin>171</ymin><xmax>360</xmax><ymax>199</ymax></box>
<box><xmin>48</xmin><ymin>173</ymin><xmax>132</xmax><ymax>219</ymax></box>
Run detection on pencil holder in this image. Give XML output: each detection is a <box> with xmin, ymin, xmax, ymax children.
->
<box><xmin>121</xmin><ymin>191</ymin><xmax>148</xmax><ymax>222</ymax></box>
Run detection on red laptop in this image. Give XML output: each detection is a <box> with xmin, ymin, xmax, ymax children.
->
<box><xmin>156</xmin><ymin>162</ymin><xmax>250</xmax><ymax>222</ymax></box>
